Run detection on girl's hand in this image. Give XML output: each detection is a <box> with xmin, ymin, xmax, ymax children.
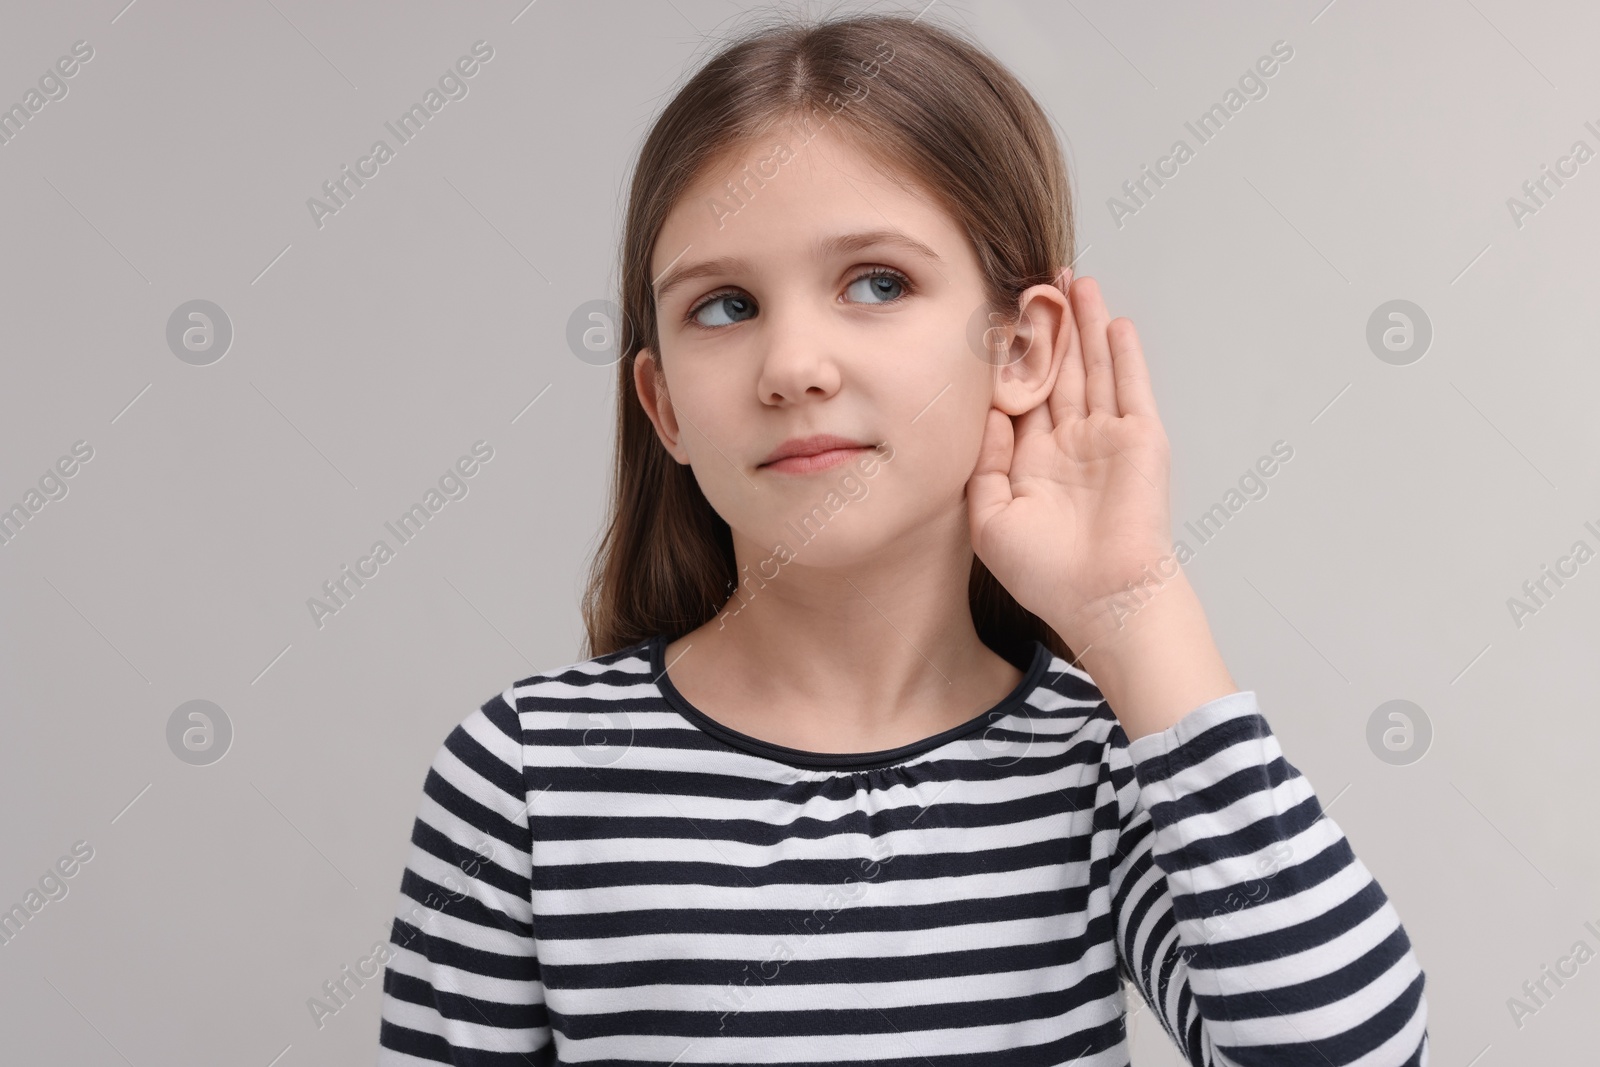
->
<box><xmin>966</xmin><ymin>275</ymin><xmax>1177</xmax><ymax>655</ymax></box>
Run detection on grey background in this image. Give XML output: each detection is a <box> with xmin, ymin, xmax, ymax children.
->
<box><xmin>1</xmin><ymin>0</ymin><xmax>1595</xmax><ymax>1062</ymax></box>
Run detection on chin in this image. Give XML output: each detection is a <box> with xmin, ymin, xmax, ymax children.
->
<box><xmin>731</xmin><ymin>507</ymin><xmax>890</xmax><ymax>570</ymax></box>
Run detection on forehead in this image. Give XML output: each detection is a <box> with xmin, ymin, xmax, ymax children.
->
<box><xmin>650</xmin><ymin>123</ymin><xmax>967</xmax><ymax>283</ymax></box>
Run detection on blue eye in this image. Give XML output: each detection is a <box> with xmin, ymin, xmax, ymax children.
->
<box><xmin>684</xmin><ymin>267</ymin><xmax>914</xmax><ymax>330</ymax></box>
<box><xmin>688</xmin><ymin>293</ymin><xmax>757</xmax><ymax>329</ymax></box>
<box><xmin>845</xmin><ymin>269</ymin><xmax>910</xmax><ymax>304</ymax></box>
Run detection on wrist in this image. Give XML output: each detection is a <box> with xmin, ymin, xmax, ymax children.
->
<box><xmin>1052</xmin><ymin>573</ymin><xmax>1238</xmax><ymax>741</ymax></box>
<box><xmin>1047</xmin><ymin>548</ymin><xmax>1196</xmax><ymax>656</ymax></box>
<box><xmin>1052</xmin><ymin>561</ymin><xmax>1199</xmax><ymax>662</ymax></box>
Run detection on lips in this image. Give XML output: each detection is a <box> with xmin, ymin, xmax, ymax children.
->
<box><xmin>759</xmin><ymin>434</ymin><xmax>875</xmax><ymax>468</ymax></box>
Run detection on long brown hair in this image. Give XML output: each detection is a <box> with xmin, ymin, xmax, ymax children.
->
<box><xmin>581</xmin><ymin>8</ymin><xmax>1079</xmax><ymax>671</ymax></box>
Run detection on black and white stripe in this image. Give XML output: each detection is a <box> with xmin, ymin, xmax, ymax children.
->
<box><xmin>378</xmin><ymin>635</ymin><xmax>1428</xmax><ymax>1065</ymax></box>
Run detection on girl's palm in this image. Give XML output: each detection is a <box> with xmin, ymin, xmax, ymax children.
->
<box><xmin>967</xmin><ymin>276</ymin><xmax>1175</xmax><ymax>652</ymax></box>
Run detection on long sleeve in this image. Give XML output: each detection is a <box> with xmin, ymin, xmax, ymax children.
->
<box><xmin>377</xmin><ymin>690</ymin><xmax>555</xmax><ymax>1065</ymax></box>
<box><xmin>1106</xmin><ymin>689</ymin><xmax>1429</xmax><ymax>1066</ymax></box>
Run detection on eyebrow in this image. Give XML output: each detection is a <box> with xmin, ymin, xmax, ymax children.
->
<box><xmin>651</xmin><ymin>229</ymin><xmax>943</xmax><ymax>304</ymax></box>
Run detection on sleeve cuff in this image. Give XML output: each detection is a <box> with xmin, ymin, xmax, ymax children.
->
<box><xmin>1124</xmin><ymin>688</ymin><xmax>1261</xmax><ymax>767</ymax></box>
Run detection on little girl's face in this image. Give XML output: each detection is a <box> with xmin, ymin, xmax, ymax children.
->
<box><xmin>636</xmin><ymin>120</ymin><xmax>1039</xmax><ymax>570</ymax></box>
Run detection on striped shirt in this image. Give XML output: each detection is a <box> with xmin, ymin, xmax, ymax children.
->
<box><xmin>377</xmin><ymin>633</ymin><xmax>1429</xmax><ymax>1065</ymax></box>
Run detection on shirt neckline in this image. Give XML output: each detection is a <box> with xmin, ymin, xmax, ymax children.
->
<box><xmin>647</xmin><ymin>633</ymin><xmax>1051</xmax><ymax>772</ymax></box>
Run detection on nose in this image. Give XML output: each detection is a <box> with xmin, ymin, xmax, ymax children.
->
<box><xmin>754</xmin><ymin>302</ymin><xmax>844</xmax><ymax>406</ymax></box>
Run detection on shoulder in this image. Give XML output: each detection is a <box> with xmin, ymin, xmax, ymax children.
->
<box><xmin>499</xmin><ymin>636</ymin><xmax>658</xmax><ymax>719</ymax></box>
<box><xmin>421</xmin><ymin>638</ymin><xmax>658</xmax><ymax>788</ymax></box>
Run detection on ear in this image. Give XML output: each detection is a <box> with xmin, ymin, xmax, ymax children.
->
<box><xmin>989</xmin><ymin>279</ymin><xmax>1070</xmax><ymax>417</ymax></box>
<box><xmin>633</xmin><ymin>347</ymin><xmax>689</xmax><ymax>463</ymax></box>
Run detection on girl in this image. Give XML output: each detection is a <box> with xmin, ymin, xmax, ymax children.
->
<box><xmin>378</xmin><ymin>12</ymin><xmax>1428</xmax><ymax>1065</ymax></box>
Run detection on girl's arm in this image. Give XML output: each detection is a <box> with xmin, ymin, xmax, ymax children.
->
<box><xmin>1080</xmin><ymin>594</ymin><xmax>1429</xmax><ymax>1064</ymax></box>
<box><xmin>1068</xmin><ymin>569</ymin><xmax>1239</xmax><ymax>742</ymax></box>
<box><xmin>969</xmin><ymin>274</ymin><xmax>1428</xmax><ymax>1060</ymax></box>
<box><xmin>377</xmin><ymin>691</ymin><xmax>555</xmax><ymax>1064</ymax></box>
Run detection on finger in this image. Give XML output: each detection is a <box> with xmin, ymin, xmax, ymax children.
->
<box><xmin>1071</xmin><ymin>277</ymin><xmax>1119</xmax><ymax>417</ymax></box>
<box><xmin>1010</xmin><ymin>399</ymin><xmax>1056</xmax><ymax>484</ymax></box>
<box><xmin>1013</xmin><ymin>392</ymin><xmax>1054</xmax><ymax>451</ymax></box>
<box><xmin>966</xmin><ymin>406</ymin><xmax>1015</xmax><ymax>531</ymax></box>
<box><xmin>1107</xmin><ymin>316</ymin><xmax>1161</xmax><ymax>420</ymax></box>
<box><xmin>1048</xmin><ymin>268</ymin><xmax>1087</xmax><ymax>425</ymax></box>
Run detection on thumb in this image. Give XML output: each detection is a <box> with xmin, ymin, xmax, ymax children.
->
<box><xmin>966</xmin><ymin>406</ymin><xmax>1015</xmax><ymax>537</ymax></box>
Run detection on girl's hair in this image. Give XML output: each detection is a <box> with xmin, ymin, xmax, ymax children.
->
<box><xmin>581</xmin><ymin>7</ymin><xmax>1079</xmax><ymax>671</ymax></box>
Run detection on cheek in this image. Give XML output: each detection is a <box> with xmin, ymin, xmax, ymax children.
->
<box><xmin>670</xmin><ymin>380</ymin><xmax>758</xmax><ymax>499</ymax></box>
<box><xmin>889</xmin><ymin>366</ymin><xmax>993</xmax><ymax>489</ymax></box>
<box><xmin>912</xmin><ymin>414</ymin><xmax>987</xmax><ymax>495</ymax></box>
<box><xmin>673</xmin><ymin>375</ymin><xmax>746</xmax><ymax>460</ymax></box>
